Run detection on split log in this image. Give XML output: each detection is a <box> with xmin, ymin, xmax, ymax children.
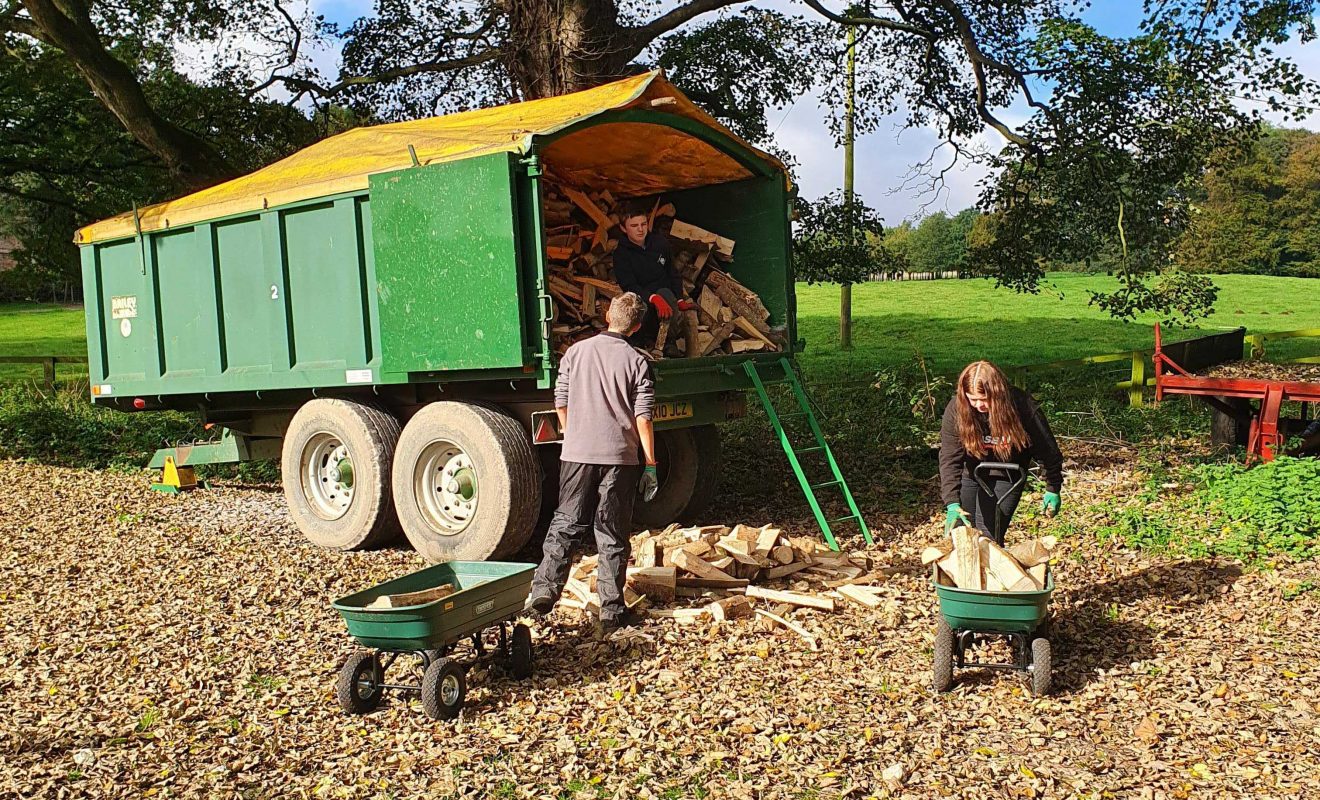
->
<box><xmin>982</xmin><ymin>538</ymin><xmax>1039</xmax><ymax>592</ymax></box>
<box><xmin>671</xmin><ymin>549</ymin><xmax>737</xmax><ymax>582</ymax></box>
<box><xmin>670</xmin><ymin>220</ymin><xmax>735</xmax><ymax>258</ymax></box>
<box><xmin>365</xmin><ymin>583</ymin><xmax>454</xmax><ymax>609</ymax></box>
<box><xmin>837</xmin><ymin>585</ymin><xmax>884</xmax><ymax>609</ymax></box>
<box><xmin>764</xmin><ymin>562</ymin><xmax>811</xmax><ymax>580</ymax></box>
<box><xmin>942</xmin><ymin>526</ymin><xmax>984</xmax><ymax>591</ymax></box>
<box><xmin>708</xmin><ymin>595</ymin><xmax>755</xmax><ymax>622</ymax></box>
<box><xmin>921</xmin><ymin>542</ymin><xmax>954</xmax><ymax>566</ymax></box>
<box><xmin>744</xmin><ymin>585</ymin><xmax>835</xmax><ymax>612</ymax></box>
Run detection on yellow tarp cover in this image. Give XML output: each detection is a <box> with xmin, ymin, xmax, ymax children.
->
<box><xmin>77</xmin><ymin>71</ymin><xmax>786</xmax><ymax>244</ymax></box>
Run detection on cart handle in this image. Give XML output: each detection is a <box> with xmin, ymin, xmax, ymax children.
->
<box><xmin>973</xmin><ymin>461</ymin><xmax>1026</xmax><ymax>512</ymax></box>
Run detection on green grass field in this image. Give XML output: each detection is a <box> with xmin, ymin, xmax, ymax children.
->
<box><xmin>0</xmin><ymin>303</ymin><xmax>86</xmax><ymax>383</ymax></box>
<box><xmin>1</xmin><ymin>273</ymin><xmax>1318</xmax><ymax>385</ymax></box>
<box><xmin>795</xmin><ymin>273</ymin><xmax>1320</xmax><ymax>381</ymax></box>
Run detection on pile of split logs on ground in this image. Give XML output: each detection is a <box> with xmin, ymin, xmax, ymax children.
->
<box><xmin>541</xmin><ymin>183</ymin><xmax>782</xmax><ymax>358</ymax></box>
<box><xmin>921</xmin><ymin>528</ymin><xmax>1058</xmax><ymax>592</ymax></box>
<box><xmin>558</xmin><ymin>524</ymin><xmax>897</xmax><ymax>649</ymax></box>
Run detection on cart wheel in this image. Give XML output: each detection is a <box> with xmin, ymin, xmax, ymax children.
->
<box><xmin>1030</xmin><ymin>638</ymin><xmax>1052</xmax><ymax>697</ymax></box>
<box><xmin>421</xmin><ymin>657</ymin><xmax>466</xmax><ymax>720</ymax></box>
<box><xmin>933</xmin><ymin>619</ymin><xmax>955</xmax><ymax>693</ymax></box>
<box><xmin>336</xmin><ymin>651</ymin><xmax>383</xmax><ymax>715</ymax></box>
<box><xmin>510</xmin><ymin>623</ymin><xmax>533</xmax><ymax>680</ymax></box>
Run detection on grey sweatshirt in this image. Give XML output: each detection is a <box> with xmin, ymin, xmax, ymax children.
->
<box><xmin>555</xmin><ymin>332</ymin><xmax>655</xmax><ymax>465</ymax></box>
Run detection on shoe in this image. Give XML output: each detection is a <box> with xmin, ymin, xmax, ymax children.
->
<box><xmin>522</xmin><ymin>595</ymin><xmax>555</xmax><ymax>621</ymax></box>
<box><xmin>599</xmin><ymin>610</ymin><xmax>645</xmax><ymax>638</ymax></box>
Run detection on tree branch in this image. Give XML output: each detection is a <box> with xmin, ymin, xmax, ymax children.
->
<box><xmin>0</xmin><ymin>3</ymin><xmax>48</xmax><ymax>42</ymax></box>
<box><xmin>244</xmin><ymin>2</ymin><xmax>303</xmax><ymax>98</ymax></box>
<box><xmin>799</xmin><ymin>0</ymin><xmax>935</xmax><ymax>38</ymax></box>
<box><xmin>629</xmin><ymin>0</ymin><xmax>749</xmax><ymax>42</ymax></box>
<box><xmin>18</xmin><ymin>0</ymin><xmax>232</xmax><ymax>185</ymax></box>
<box><xmin>272</xmin><ymin>46</ymin><xmax>501</xmax><ymax>98</ymax></box>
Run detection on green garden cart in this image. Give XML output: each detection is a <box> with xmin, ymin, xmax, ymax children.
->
<box><xmin>332</xmin><ymin>561</ymin><xmax>536</xmax><ymax>719</ymax></box>
<box><xmin>932</xmin><ymin>463</ymin><xmax>1054</xmax><ymax>696</ymax></box>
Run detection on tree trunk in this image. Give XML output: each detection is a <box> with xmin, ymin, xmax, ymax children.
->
<box><xmin>504</xmin><ymin>0</ymin><xmax>636</xmax><ymax>98</ymax></box>
<box><xmin>19</xmin><ymin>0</ymin><xmax>233</xmax><ymax>188</ymax></box>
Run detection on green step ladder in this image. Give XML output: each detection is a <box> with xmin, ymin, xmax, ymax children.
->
<box><xmin>743</xmin><ymin>357</ymin><xmax>873</xmax><ymax>551</ymax></box>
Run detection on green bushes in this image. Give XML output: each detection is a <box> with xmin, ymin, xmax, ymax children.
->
<box><xmin>0</xmin><ymin>382</ymin><xmax>205</xmax><ymax>470</ymax></box>
<box><xmin>1099</xmin><ymin>456</ymin><xmax>1320</xmax><ymax>564</ymax></box>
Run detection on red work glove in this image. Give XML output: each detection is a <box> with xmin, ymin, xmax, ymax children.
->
<box><xmin>649</xmin><ymin>293</ymin><xmax>674</xmax><ymax>319</ymax></box>
<box><xmin>677</xmin><ymin>299</ymin><xmax>697</xmax><ymax>312</ymax></box>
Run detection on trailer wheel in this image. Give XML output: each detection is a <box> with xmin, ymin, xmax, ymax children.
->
<box><xmin>393</xmin><ymin>402</ymin><xmax>541</xmax><ymax>562</ymax></box>
<box><xmin>1210</xmin><ymin>397</ymin><xmax>1251</xmax><ymax>447</ymax></box>
<box><xmin>281</xmin><ymin>399</ymin><xmax>401</xmax><ymax>550</ymax></box>
<box><xmin>633</xmin><ymin>425</ymin><xmax>722</xmax><ymax>528</ymax></box>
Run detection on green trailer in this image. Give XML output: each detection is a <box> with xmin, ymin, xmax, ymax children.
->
<box><xmin>76</xmin><ymin>72</ymin><xmax>867</xmax><ymax>561</ymax></box>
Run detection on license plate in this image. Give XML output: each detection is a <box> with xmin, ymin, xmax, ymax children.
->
<box><xmin>655</xmin><ymin>401</ymin><xmax>694</xmax><ymax>422</ymax></box>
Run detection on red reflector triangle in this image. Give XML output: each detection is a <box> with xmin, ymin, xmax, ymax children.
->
<box><xmin>534</xmin><ymin>418</ymin><xmax>557</xmax><ymax>443</ymax></box>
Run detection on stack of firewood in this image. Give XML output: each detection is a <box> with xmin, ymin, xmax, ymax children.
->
<box><xmin>555</xmin><ymin>523</ymin><xmax>895</xmax><ymax>649</ymax></box>
<box><xmin>541</xmin><ymin>182</ymin><xmax>781</xmax><ymax>358</ymax></box>
<box><xmin>922</xmin><ymin>528</ymin><xmax>1057</xmax><ymax>591</ymax></box>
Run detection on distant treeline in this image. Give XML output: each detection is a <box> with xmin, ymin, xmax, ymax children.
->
<box><xmin>873</xmin><ymin>125</ymin><xmax>1320</xmax><ymax>280</ymax></box>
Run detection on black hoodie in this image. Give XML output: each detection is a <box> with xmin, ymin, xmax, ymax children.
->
<box><xmin>613</xmin><ymin>232</ymin><xmax>683</xmax><ymax>300</ymax></box>
<box><xmin>937</xmin><ymin>387</ymin><xmax>1064</xmax><ymax>505</ymax></box>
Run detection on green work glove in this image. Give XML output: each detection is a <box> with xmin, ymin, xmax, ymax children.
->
<box><xmin>944</xmin><ymin>503</ymin><xmax>964</xmax><ymax>533</ymax></box>
<box><xmin>1042</xmin><ymin>491</ymin><xmax>1061</xmax><ymax>517</ymax></box>
<box><xmin>639</xmin><ymin>464</ymin><xmax>659</xmax><ymax>502</ymax></box>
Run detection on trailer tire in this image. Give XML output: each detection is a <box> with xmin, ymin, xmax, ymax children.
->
<box><xmin>393</xmin><ymin>401</ymin><xmax>541</xmax><ymax>563</ymax></box>
<box><xmin>281</xmin><ymin>399</ymin><xmax>401</xmax><ymax>551</ymax></box>
<box><xmin>1210</xmin><ymin>397</ymin><xmax>1251</xmax><ymax>447</ymax></box>
<box><xmin>633</xmin><ymin>425</ymin><xmax>722</xmax><ymax>529</ymax></box>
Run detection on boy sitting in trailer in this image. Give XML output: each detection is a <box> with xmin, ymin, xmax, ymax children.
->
<box><xmin>612</xmin><ymin>203</ymin><xmax>696</xmax><ymax>351</ymax></box>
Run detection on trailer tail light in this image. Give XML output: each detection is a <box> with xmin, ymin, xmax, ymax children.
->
<box><xmin>133</xmin><ymin>398</ymin><xmax>146</xmax><ymax>410</ymax></box>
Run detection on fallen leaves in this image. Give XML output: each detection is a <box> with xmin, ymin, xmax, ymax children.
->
<box><xmin>1</xmin><ymin>455</ymin><xmax>1319</xmax><ymax>799</ymax></box>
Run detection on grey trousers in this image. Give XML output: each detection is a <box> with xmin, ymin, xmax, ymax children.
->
<box><xmin>530</xmin><ymin>461</ymin><xmax>641</xmax><ymax>622</ymax></box>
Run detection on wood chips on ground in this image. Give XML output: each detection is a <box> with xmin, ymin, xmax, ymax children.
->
<box><xmin>2</xmin><ymin>454</ymin><xmax>1320</xmax><ymax>799</ymax></box>
<box><xmin>1205</xmin><ymin>360</ymin><xmax>1320</xmax><ymax>383</ymax></box>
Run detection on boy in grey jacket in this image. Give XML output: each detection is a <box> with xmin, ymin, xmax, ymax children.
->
<box><xmin>526</xmin><ymin>292</ymin><xmax>658</xmax><ymax>636</ymax></box>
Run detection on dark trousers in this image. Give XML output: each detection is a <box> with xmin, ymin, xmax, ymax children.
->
<box><xmin>530</xmin><ymin>461</ymin><xmax>641</xmax><ymax>622</ymax></box>
<box><xmin>959</xmin><ymin>471</ymin><xmax>1024</xmax><ymax>546</ymax></box>
<box><xmin>628</xmin><ymin>306</ymin><xmax>661</xmax><ymax>349</ymax></box>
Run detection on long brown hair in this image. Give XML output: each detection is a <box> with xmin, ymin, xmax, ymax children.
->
<box><xmin>956</xmin><ymin>361</ymin><xmax>1030</xmax><ymax>459</ymax></box>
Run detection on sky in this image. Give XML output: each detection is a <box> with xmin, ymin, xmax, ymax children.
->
<box><xmin>296</xmin><ymin>0</ymin><xmax>1320</xmax><ymax>225</ymax></box>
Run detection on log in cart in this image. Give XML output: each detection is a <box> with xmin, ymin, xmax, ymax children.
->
<box><xmin>1154</xmin><ymin>323</ymin><xmax>1320</xmax><ymax>462</ymax></box>
<box><xmin>931</xmin><ymin>464</ymin><xmax>1055</xmax><ymax>696</ymax></box>
<box><xmin>332</xmin><ymin>561</ymin><xmax>535</xmax><ymax>719</ymax></box>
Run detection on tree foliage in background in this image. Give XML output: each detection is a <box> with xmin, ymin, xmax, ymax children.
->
<box><xmin>883</xmin><ymin>208</ymin><xmax>979</xmax><ymax>275</ymax></box>
<box><xmin>793</xmin><ymin>190</ymin><xmax>900</xmax><ymax>284</ymax></box>
<box><xmin>1176</xmin><ymin>126</ymin><xmax>1320</xmax><ymax>278</ymax></box>
<box><xmin>0</xmin><ymin>3</ymin><xmax>364</xmax><ymax>301</ymax></box>
<box><xmin>2</xmin><ymin>0</ymin><xmax>1318</xmax><ymax>316</ymax></box>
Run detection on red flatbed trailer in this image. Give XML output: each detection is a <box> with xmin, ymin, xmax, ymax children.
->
<box><xmin>1153</xmin><ymin>323</ymin><xmax>1320</xmax><ymax>462</ymax></box>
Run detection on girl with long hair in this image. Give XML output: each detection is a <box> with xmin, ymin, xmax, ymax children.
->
<box><xmin>938</xmin><ymin>361</ymin><xmax>1064</xmax><ymax>544</ymax></box>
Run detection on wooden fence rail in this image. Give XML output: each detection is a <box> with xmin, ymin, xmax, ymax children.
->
<box><xmin>1009</xmin><ymin>327</ymin><xmax>1320</xmax><ymax>408</ymax></box>
<box><xmin>0</xmin><ymin>355</ymin><xmax>88</xmax><ymax>390</ymax></box>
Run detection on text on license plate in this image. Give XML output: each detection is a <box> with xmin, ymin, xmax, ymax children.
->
<box><xmin>655</xmin><ymin>401</ymin><xmax>694</xmax><ymax>422</ymax></box>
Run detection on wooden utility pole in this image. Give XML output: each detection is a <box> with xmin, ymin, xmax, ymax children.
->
<box><xmin>840</xmin><ymin>21</ymin><xmax>857</xmax><ymax>351</ymax></box>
